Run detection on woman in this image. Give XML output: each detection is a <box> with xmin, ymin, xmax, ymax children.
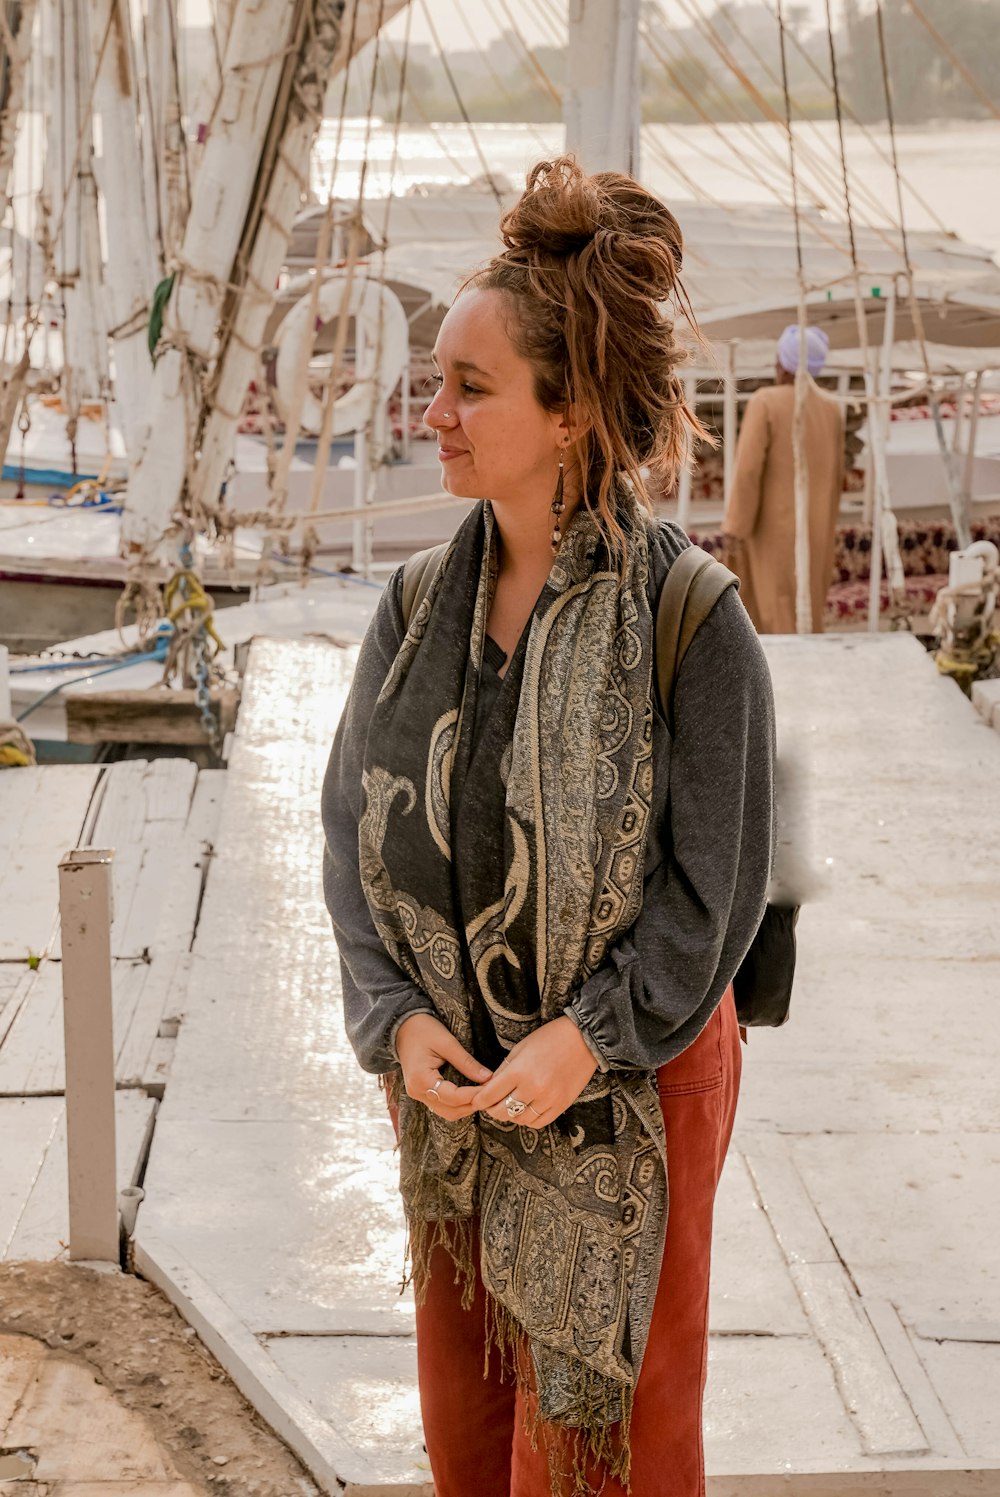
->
<box><xmin>322</xmin><ymin>157</ymin><xmax>774</xmax><ymax>1497</ymax></box>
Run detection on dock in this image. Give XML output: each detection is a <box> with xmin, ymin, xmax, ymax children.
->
<box><xmin>0</xmin><ymin>757</ymin><xmax>221</xmax><ymax>1258</ymax></box>
<box><xmin>3</xmin><ymin>631</ymin><xmax>1000</xmax><ymax>1494</ymax></box>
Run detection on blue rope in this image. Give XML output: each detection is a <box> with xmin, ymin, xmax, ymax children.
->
<box><xmin>15</xmin><ymin>636</ymin><xmax>171</xmax><ymax>723</ymax></box>
<box><xmin>267</xmin><ymin>550</ymin><xmax>384</xmax><ymax>588</ymax></box>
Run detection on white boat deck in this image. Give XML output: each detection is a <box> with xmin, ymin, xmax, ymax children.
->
<box><xmin>0</xmin><ymin>758</ymin><xmax>222</xmax><ymax>1261</ymax></box>
<box><xmin>118</xmin><ymin>631</ymin><xmax>1000</xmax><ymax>1495</ymax></box>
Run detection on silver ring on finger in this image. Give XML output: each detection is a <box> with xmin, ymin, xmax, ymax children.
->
<box><xmin>425</xmin><ymin>1078</ymin><xmax>443</xmax><ymax>1101</ymax></box>
<box><xmin>504</xmin><ymin>1092</ymin><xmax>527</xmax><ymax>1119</ymax></box>
<box><xmin>526</xmin><ymin>1102</ymin><xmax>541</xmax><ymax>1119</ymax></box>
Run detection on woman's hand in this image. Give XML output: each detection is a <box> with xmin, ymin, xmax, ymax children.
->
<box><xmin>395</xmin><ymin>1012</ymin><xmax>491</xmax><ymax>1121</ymax></box>
<box><xmin>472</xmin><ymin>1017</ymin><xmax>598</xmax><ymax>1129</ymax></box>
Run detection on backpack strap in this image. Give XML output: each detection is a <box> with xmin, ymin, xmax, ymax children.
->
<box><xmin>402</xmin><ymin>539</ymin><xmax>737</xmax><ymax>731</ymax></box>
<box><xmin>401</xmin><ymin>541</ymin><xmax>450</xmax><ymax>628</ymax></box>
<box><xmin>655</xmin><ymin>546</ymin><xmax>739</xmax><ymax>735</ymax></box>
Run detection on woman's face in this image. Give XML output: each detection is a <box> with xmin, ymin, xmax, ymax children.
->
<box><xmin>424</xmin><ymin>287</ymin><xmax>567</xmax><ymax>507</ymax></box>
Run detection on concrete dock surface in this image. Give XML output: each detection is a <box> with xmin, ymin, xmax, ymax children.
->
<box><xmin>5</xmin><ymin>627</ymin><xmax>1000</xmax><ymax>1494</ymax></box>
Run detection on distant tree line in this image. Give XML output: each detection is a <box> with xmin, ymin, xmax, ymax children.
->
<box><xmin>318</xmin><ymin>0</ymin><xmax>1000</xmax><ymax>127</ymax></box>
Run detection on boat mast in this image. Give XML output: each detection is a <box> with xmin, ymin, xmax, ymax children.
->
<box><xmin>0</xmin><ymin>0</ymin><xmax>38</xmax><ymax>208</ymax></box>
<box><xmin>564</xmin><ymin>0</ymin><xmax>641</xmax><ymax>176</ymax></box>
<box><xmin>86</xmin><ymin>0</ymin><xmax>160</xmax><ymax>458</ymax></box>
<box><xmin>42</xmin><ymin>0</ymin><xmax>109</xmax><ymax>450</ymax></box>
<box><xmin>120</xmin><ymin>0</ymin><xmax>411</xmax><ymax>566</ymax></box>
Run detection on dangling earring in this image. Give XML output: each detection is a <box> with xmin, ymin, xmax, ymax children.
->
<box><xmin>550</xmin><ymin>449</ymin><xmax>565</xmax><ymax>554</ymax></box>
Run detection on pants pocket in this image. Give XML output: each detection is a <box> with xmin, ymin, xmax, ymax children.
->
<box><xmin>656</xmin><ymin>996</ymin><xmax>725</xmax><ymax>1096</ymax></box>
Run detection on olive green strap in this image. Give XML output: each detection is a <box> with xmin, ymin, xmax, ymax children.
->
<box><xmin>401</xmin><ymin>541</ymin><xmax>450</xmax><ymax>627</ymax></box>
<box><xmin>655</xmin><ymin>547</ymin><xmax>739</xmax><ymax>735</ymax></box>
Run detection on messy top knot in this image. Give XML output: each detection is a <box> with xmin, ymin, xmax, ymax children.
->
<box><xmin>464</xmin><ymin>155</ymin><xmax>709</xmax><ymax>558</ymax></box>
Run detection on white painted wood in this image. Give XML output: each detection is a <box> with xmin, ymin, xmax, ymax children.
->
<box><xmin>0</xmin><ymin>965</ymin><xmax>32</xmax><ymax>1046</ymax></box>
<box><xmin>86</xmin><ymin>0</ymin><xmax>159</xmax><ymax>456</ymax></box>
<box><xmin>116</xmin><ymin>951</ymin><xmax>190</xmax><ymax>1093</ymax></box>
<box><xmin>5</xmin><ymin>1089</ymin><xmax>156</xmax><ymax>1263</ymax></box>
<box><xmin>0</xmin><ymin>767</ymin><xmax>102</xmax><ymax>960</ymax></box>
<box><xmin>158</xmin><ymin>642</ymin><xmax>367</xmax><ymax>1125</ymax></box>
<box><xmin>265</xmin><ymin>1335</ymin><xmax>429</xmax><ymax>1488</ymax></box>
<box><xmin>864</xmin><ymin>1299</ymin><xmax>966</xmax><ymax>1461</ymax></box>
<box><xmin>709</xmin><ymin>1152</ymin><xmax>809</xmax><ymax>1337</ymax></box>
<box><xmin>565</xmin><ymin>0</ymin><xmax>640</xmax><ymax>176</ymax></box>
<box><xmin>0</xmin><ymin>958</ymin><xmax>147</xmax><ymax>1096</ymax></box>
<box><xmin>0</xmin><ymin>1096</ymin><xmax>65</xmax><ymax>1257</ymax></box>
<box><xmin>134</xmin><ymin>1229</ymin><xmax>369</xmax><ymax>1494</ymax></box>
<box><xmin>790</xmin><ymin>1262</ymin><xmax>927</xmax><ymax>1457</ymax></box>
<box><xmin>138</xmin><ymin>1118</ymin><xmax>412</xmax><ymax>1337</ymax></box>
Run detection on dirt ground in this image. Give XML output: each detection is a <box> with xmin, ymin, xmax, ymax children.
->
<box><xmin>0</xmin><ymin>1259</ymin><xmax>321</xmax><ymax>1496</ymax></box>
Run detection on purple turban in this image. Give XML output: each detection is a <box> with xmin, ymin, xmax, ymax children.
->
<box><xmin>777</xmin><ymin>324</ymin><xmax>830</xmax><ymax>376</ymax></box>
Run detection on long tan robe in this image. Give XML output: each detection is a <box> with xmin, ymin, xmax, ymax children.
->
<box><xmin>723</xmin><ymin>380</ymin><xmax>844</xmax><ymax>633</ymax></box>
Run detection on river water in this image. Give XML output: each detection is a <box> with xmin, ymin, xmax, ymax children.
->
<box><xmin>313</xmin><ymin>117</ymin><xmax>1000</xmax><ymax>259</ymax></box>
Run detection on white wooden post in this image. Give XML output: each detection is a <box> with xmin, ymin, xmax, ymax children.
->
<box><xmin>722</xmin><ymin>343</ymin><xmax>737</xmax><ymax>510</ymax></box>
<box><xmin>565</xmin><ymin>0</ymin><xmax>641</xmax><ymax>176</ymax></box>
<box><xmin>59</xmin><ymin>848</ymin><xmax>119</xmax><ymax>1263</ymax></box>
<box><xmin>0</xmin><ymin>644</ymin><xmax>11</xmax><ymax>720</ymax></box>
<box><xmin>676</xmin><ymin>372</ymin><xmax>695</xmax><ymax>530</ymax></box>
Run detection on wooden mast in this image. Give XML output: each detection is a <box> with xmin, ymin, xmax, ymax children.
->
<box><xmin>120</xmin><ymin>0</ymin><xmax>411</xmax><ymax>566</ymax></box>
<box><xmin>564</xmin><ymin>0</ymin><xmax>641</xmax><ymax>177</ymax></box>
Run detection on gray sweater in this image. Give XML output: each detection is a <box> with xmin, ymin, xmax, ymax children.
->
<box><xmin>321</xmin><ymin>521</ymin><xmax>775</xmax><ymax>1076</ymax></box>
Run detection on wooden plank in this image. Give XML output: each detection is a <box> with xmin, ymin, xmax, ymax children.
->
<box><xmin>0</xmin><ymin>1096</ymin><xmax>63</xmax><ymax>1258</ymax></box>
<box><xmin>4</xmin><ymin>1089</ymin><xmax>156</xmax><ymax>1260</ymax></box>
<box><xmin>0</xmin><ymin>959</ymin><xmax>148</xmax><ymax>1096</ymax></box>
<box><xmin>790</xmin><ymin>1262</ymin><xmax>928</xmax><ymax>1458</ymax></box>
<box><xmin>134</xmin><ymin>1230</ymin><xmax>367</xmax><ymax>1495</ymax></box>
<box><xmin>107</xmin><ymin>762</ymin><xmax>197</xmax><ymax>961</ymax></box>
<box><xmin>116</xmin><ymin>951</ymin><xmax>191</xmax><ymax>1093</ymax></box>
<box><xmin>0</xmin><ymin>965</ymin><xmax>31</xmax><ymax>1045</ymax></box>
<box><xmin>0</xmin><ymin>766</ymin><xmax>101</xmax><ymax>960</ymax></box>
<box><xmin>114</xmin><ymin>770</ymin><xmax>225</xmax><ymax>1088</ymax></box>
<box><xmin>65</xmin><ymin>685</ymin><xmax>240</xmax><ymax>746</ymax></box>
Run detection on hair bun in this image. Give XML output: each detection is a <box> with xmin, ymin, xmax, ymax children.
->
<box><xmin>498</xmin><ymin>157</ymin><xmax>683</xmax><ymax>294</ymax></box>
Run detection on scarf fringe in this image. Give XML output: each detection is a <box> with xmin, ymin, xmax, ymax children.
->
<box><xmin>485</xmin><ymin>1290</ymin><xmax>633</xmax><ymax>1496</ymax></box>
<box><xmin>403</xmin><ymin>1213</ymin><xmax>478</xmax><ymax>1312</ymax></box>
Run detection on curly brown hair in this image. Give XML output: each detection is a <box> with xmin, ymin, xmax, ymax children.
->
<box><xmin>462</xmin><ymin>155</ymin><xmax>712</xmax><ymax>559</ymax></box>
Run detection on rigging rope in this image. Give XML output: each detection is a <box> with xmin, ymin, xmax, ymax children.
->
<box><xmin>775</xmin><ymin>0</ymin><xmax>813</xmax><ymax>637</ymax></box>
<box><xmin>419</xmin><ymin>0</ymin><xmax>505</xmax><ymax>207</ymax></box>
<box><xmin>875</xmin><ymin>0</ymin><xmax>970</xmax><ymax>552</ymax></box>
<box><xmin>822</xmin><ymin>0</ymin><xmax>908</xmax><ymax>630</ymax></box>
<box><xmin>903</xmin><ymin>0</ymin><xmax>1000</xmax><ymax>123</ymax></box>
<box><xmin>681</xmin><ymin>0</ymin><xmax>913</xmax><ymax>246</ymax></box>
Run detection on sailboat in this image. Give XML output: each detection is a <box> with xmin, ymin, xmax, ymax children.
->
<box><xmin>2</xmin><ymin>0</ymin><xmax>999</xmax><ymax>745</ymax></box>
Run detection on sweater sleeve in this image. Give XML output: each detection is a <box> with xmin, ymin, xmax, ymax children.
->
<box><xmin>320</xmin><ymin>570</ymin><xmax>434</xmax><ymax>1074</ymax></box>
<box><xmin>564</xmin><ymin>584</ymin><xmax>775</xmax><ymax>1071</ymax></box>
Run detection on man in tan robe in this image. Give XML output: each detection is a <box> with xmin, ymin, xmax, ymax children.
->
<box><xmin>723</xmin><ymin>325</ymin><xmax>844</xmax><ymax>633</ymax></box>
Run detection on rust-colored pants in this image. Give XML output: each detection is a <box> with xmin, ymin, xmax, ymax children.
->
<box><xmin>401</xmin><ymin>989</ymin><xmax>742</xmax><ymax>1497</ymax></box>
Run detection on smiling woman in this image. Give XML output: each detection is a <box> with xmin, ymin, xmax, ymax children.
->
<box><xmin>321</xmin><ymin>156</ymin><xmax>775</xmax><ymax>1497</ymax></box>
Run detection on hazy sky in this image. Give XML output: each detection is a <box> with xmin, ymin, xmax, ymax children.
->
<box><xmin>183</xmin><ymin>0</ymin><xmax>842</xmax><ymax>47</ymax></box>
<box><xmin>381</xmin><ymin>0</ymin><xmax>838</xmax><ymax>49</ymax></box>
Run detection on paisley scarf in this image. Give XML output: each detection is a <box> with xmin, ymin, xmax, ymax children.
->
<box><xmin>358</xmin><ymin>498</ymin><xmax>667</xmax><ymax>1485</ymax></box>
